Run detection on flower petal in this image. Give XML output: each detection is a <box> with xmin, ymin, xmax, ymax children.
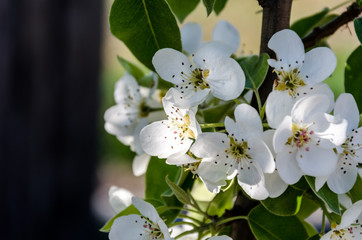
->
<box><xmin>265</xmin><ymin>90</ymin><xmax>295</xmax><ymax>129</ymax></box>
<box><xmin>181</xmin><ymin>22</ymin><xmax>203</xmax><ymax>55</ymax></box>
<box><xmin>114</xmin><ymin>73</ymin><xmax>142</xmax><ymax>105</ymax></box>
<box><xmin>108</xmin><ymin>186</ymin><xmax>134</xmax><ymax>213</ymax></box>
<box><xmin>132</xmin><ymin>197</ymin><xmax>160</xmax><ymax>223</ymax></box>
<box><xmin>193</xmin><ymin>41</ymin><xmax>233</xmax><ymax>66</ymax></box>
<box><xmin>237</xmin><ymin>159</ymin><xmax>264</xmax><ymax>185</ymax></box>
<box><xmin>265</xmin><ymin>170</ymin><xmax>288</xmax><ymax>198</ymax></box>
<box><xmin>335</xmin><ymin>93</ymin><xmax>360</xmax><ymax>133</ymax></box>
<box><xmin>166</xmin><ymin>152</ymin><xmax>199</xmax><ymax>165</ymax></box>
<box><xmin>109</xmin><ymin>214</ymin><xmax>148</xmax><ymax>240</ymax></box>
<box><xmin>296</xmin><ymin>145</ymin><xmax>338</xmax><ymax>177</ymax></box>
<box><xmin>212</xmin><ymin>20</ymin><xmax>240</xmax><ymax>54</ymax></box>
<box><xmin>132</xmin><ymin>153</ymin><xmax>151</xmax><ymax>177</ymax></box>
<box><xmin>104</xmin><ymin>105</ymin><xmax>138</xmax><ymax>136</ymax></box>
<box><xmin>273</xmin><ymin>116</ymin><xmax>293</xmax><ymax>153</ymax></box>
<box><xmin>299</xmin><ymin>47</ymin><xmax>337</xmax><ymax>85</ymax></box>
<box><xmin>327</xmin><ymin>155</ymin><xmax>358</xmax><ymax>194</ymax></box>
<box><xmin>239</xmin><ymin>180</ymin><xmax>269</xmax><ymax>200</ymax></box>
<box><xmin>315</xmin><ymin>176</ymin><xmax>328</xmax><ymax>192</ymax></box>
<box><xmin>339</xmin><ymin>200</ymin><xmax>362</xmax><ymax>229</ymax></box>
<box><xmin>234</xmin><ymin>104</ymin><xmax>263</xmax><ymax>139</ymax></box>
<box><xmin>191</xmin><ymin>132</ymin><xmax>229</xmax><ymax>158</ymax></box>
<box><xmin>152</xmin><ymin>48</ymin><xmax>192</xmax><ymax>84</ymax></box>
<box><xmin>208</xmin><ymin>236</ymin><xmax>233</xmax><ymax>240</ymax></box>
<box><xmin>248</xmin><ymin>138</ymin><xmax>275</xmax><ymax>173</ymax></box>
<box><xmin>291</xmin><ymin>94</ymin><xmax>330</xmax><ymax>124</ymax></box>
<box><xmin>276</xmin><ymin>148</ymin><xmax>303</xmax><ymax>184</ymax></box>
<box><xmin>262</xmin><ymin>129</ymin><xmax>276</xmax><ymax>156</ymax></box>
<box><xmin>207</xmin><ymin>57</ymin><xmax>245</xmax><ymax>101</ymax></box>
<box><xmin>268</xmin><ymin>29</ymin><xmax>305</xmax><ymax>71</ymax></box>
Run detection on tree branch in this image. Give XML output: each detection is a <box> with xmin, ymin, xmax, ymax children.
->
<box><xmin>302</xmin><ymin>3</ymin><xmax>362</xmax><ymax>49</ymax></box>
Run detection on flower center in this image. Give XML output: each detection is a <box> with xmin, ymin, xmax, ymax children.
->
<box><xmin>287</xmin><ymin>123</ymin><xmax>313</xmax><ymax>149</ymax></box>
<box><xmin>181</xmin><ymin>68</ymin><xmax>210</xmax><ymax>91</ymax></box>
<box><xmin>226</xmin><ymin>137</ymin><xmax>251</xmax><ymax>162</ymax></box>
<box><xmin>167</xmin><ymin>113</ymin><xmax>195</xmax><ymax>140</ymax></box>
<box><xmin>139</xmin><ymin>99</ymin><xmax>150</xmax><ymax>118</ymax></box>
<box><xmin>342</xmin><ymin>129</ymin><xmax>362</xmax><ymax>158</ymax></box>
<box><xmin>273</xmin><ymin>68</ymin><xmax>305</xmax><ymax>97</ymax></box>
<box><xmin>139</xmin><ymin>216</ymin><xmax>164</xmax><ymax>239</ymax></box>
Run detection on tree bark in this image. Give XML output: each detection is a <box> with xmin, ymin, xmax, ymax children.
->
<box><xmin>0</xmin><ymin>1</ymin><xmax>102</xmax><ymax>239</ymax></box>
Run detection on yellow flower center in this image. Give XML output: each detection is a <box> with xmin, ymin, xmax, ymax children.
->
<box><xmin>273</xmin><ymin>68</ymin><xmax>305</xmax><ymax>97</ymax></box>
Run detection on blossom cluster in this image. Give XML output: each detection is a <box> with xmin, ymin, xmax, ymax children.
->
<box><xmin>104</xmin><ymin>22</ymin><xmax>362</xmax><ymax>240</ymax></box>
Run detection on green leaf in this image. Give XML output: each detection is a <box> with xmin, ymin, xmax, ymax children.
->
<box><xmin>261</xmin><ymin>186</ymin><xmax>304</xmax><ymax>216</ymax></box>
<box><xmin>109</xmin><ymin>0</ymin><xmax>182</xmax><ymax>70</ymax></box>
<box><xmin>305</xmin><ymin>176</ymin><xmax>340</xmax><ymax>214</ymax></box>
<box><xmin>354</xmin><ymin>17</ymin><xmax>362</xmax><ymax>44</ymax></box>
<box><xmin>202</xmin><ymin>101</ymin><xmax>235</xmax><ymax>123</ymax></box>
<box><xmin>349</xmin><ymin>174</ymin><xmax>362</xmax><ymax>203</ymax></box>
<box><xmin>117</xmin><ymin>56</ymin><xmax>144</xmax><ymax>81</ymax></box>
<box><xmin>237</xmin><ymin>53</ymin><xmax>269</xmax><ymax>90</ymax></box>
<box><xmin>214</xmin><ymin>0</ymin><xmax>228</xmax><ymax>15</ymax></box>
<box><xmin>297</xmin><ymin>196</ymin><xmax>319</xmax><ymax>219</ymax></box>
<box><xmin>302</xmin><ymin>220</ymin><xmax>318</xmax><ymax>237</ymax></box>
<box><xmin>345</xmin><ymin>46</ymin><xmax>362</xmax><ymax>113</ymax></box>
<box><xmin>307</xmin><ymin>234</ymin><xmax>321</xmax><ymax>240</ymax></box>
<box><xmin>166</xmin><ymin>0</ymin><xmax>199</xmax><ymax>23</ymax></box>
<box><xmin>100</xmin><ymin>205</ymin><xmax>139</xmax><ymax>232</ymax></box>
<box><xmin>165</xmin><ymin>175</ymin><xmax>191</xmax><ymax>205</ymax></box>
<box><xmin>145</xmin><ymin>157</ymin><xmax>180</xmax><ymax>202</ymax></box>
<box><xmin>202</xmin><ymin>0</ymin><xmax>215</xmax><ymax>16</ymax></box>
<box><xmin>248</xmin><ymin>205</ymin><xmax>309</xmax><ymax>240</ymax></box>
<box><xmin>207</xmin><ymin>186</ymin><xmax>234</xmax><ymax>217</ymax></box>
<box><xmin>290</xmin><ymin>8</ymin><xmax>329</xmax><ymax>37</ymax></box>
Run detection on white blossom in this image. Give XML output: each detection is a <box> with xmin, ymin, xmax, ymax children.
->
<box><xmin>273</xmin><ymin>94</ymin><xmax>348</xmax><ymax>185</ymax></box>
<box><xmin>181</xmin><ymin>20</ymin><xmax>240</xmax><ymax>55</ymax></box>
<box><xmin>140</xmin><ymin>88</ymin><xmax>200</xmax><ymax>159</ymax></box>
<box><xmin>190</xmin><ymin>104</ymin><xmax>274</xmax><ymax>199</ymax></box>
<box><xmin>321</xmin><ymin>200</ymin><xmax>362</xmax><ymax>240</ymax></box>
<box><xmin>265</xmin><ymin>29</ymin><xmax>336</xmax><ymax>129</ymax></box>
<box><xmin>108</xmin><ymin>186</ymin><xmax>134</xmax><ymax>213</ymax></box>
<box><xmin>109</xmin><ymin>197</ymin><xmax>173</xmax><ymax>240</ymax></box>
<box><xmin>152</xmin><ymin>42</ymin><xmax>245</xmax><ymax>108</ymax></box>
<box><xmin>315</xmin><ymin>93</ymin><xmax>362</xmax><ymax>193</ymax></box>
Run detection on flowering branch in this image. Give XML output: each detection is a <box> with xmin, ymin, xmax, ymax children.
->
<box><xmin>302</xmin><ymin>2</ymin><xmax>362</xmax><ymax>49</ymax></box>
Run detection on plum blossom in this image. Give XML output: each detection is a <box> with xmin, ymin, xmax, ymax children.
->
<box><xmin>104</xmin><ymin>73</ymin><xmax>162</xmax><ymax>176</ymax></box>
<box><xmin>273</xmin><ymin>94</ymin><xmax>348</xmax><ymax>185</ymax></box>
<box><xmin>316</xmin><ymin>93</ymin><xmax>362</xmax><ymax>194</ymax></box>
<box><xmin>152</xmin><ymin>42</ymin><xmax>245</xmax><ymax>108</ymax></box>
<box><xmin>108</xmin><ymin>186</ymin><xmax>134</xmax><ymax>213</ymax></box>
<box><xmin>321</xmin><ymin>200</ymin><xmax>362</xmax><ymax>240</ymax></box>
<box><xmin>109</xmin><ymin>197</ymin><xmax>173</xmax><ymax>240</ymax></box>
<box><xmin>140</xmin><ymin>88</ymin><xmax>200</xmax><ymax>159</ymax></box>
<box><xmin>181</xmin><ymin>20</ymin><xmax>240</xmax><ymax>55</ymax></box>
<box><xmin>265</xmin><ymin>29</ymin><xmax>336</xmax><ymax>128</ymax></box>
<box><xmin>189</xmin><ymin>104</ymin><xmax>274</xmax><ymax>199</ymax></box>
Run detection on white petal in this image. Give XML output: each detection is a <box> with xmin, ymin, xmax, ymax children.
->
<box><xmin>181</xmin><ymin>22</ymin><xmax>203</xmax><ymax>55</ymax></box>
<box><xmin>291</xmin><ymin>94</ymin><xmax>330</xmax><ymax>124</ymax></box>
<box><xmin>208</xmin><ymin>236</ymin><xmax>233</xmax><ymax>240</ymax></box>
<box><xmin>212</xmin><ymin>20</ymin><xmax>240</xmax><ymax>54</ymax></box>
<box><xmin>237</xmin><ymin>159</ymin><xmax>264</xmax><ymax>185</ymax></box>
<box><xmin>339</xmin><ymin>194</ymin><xmax>352</xmax><ymax>209</ymax></box>
<box><xmin>132</xmin><ymin>197</ymin><xmax>160</xmax><ymax>223</ymax></box>
<box><xmin>273</xmin><ymin>116</ymin><xmax>293</xmax><ymax>153</ymax></box>
<box><xmin>234</xmin><ymin>104</ymin><xmax>263</xmax><ymax>139</ymax></box>
<box><xmin>152</xmin><ymin>48</ymin><xmax>192</xmax><ymax>84</ymax></box>
<box><xmin>315</xmin><ymin>176</ymin><xmax>328</xmax><ymax>192</ymax></box>
<box><xmin>224</xmin><ymin>117</ymin><xmax>243</xmax><ymax>142</ymax></box>
<box><xmin>276</xmin><ymin>148</ymin><xmax>303</xmax><ymax>184</ymax></box>
<box><xmin>157</xmin><ymin>219</ymin><xmax>173</xmax><ymax>240</ymax></box>
<box><xmin>108</xmin><ymin>186</ymin><xmax>134</xmax><ymax>213</ymax></box>
<box><xmin>248</xmin><ymin>138</ymin><xmax>275</xmax><ymax>173</ymax></box>
<box><xmin>320</xmin><ymin>231</ymin><xmax>333</xmax><ymax>240</ymax></box>
<box><xmin>265</xmin><ymin>170</ymin><xmax>288</xmax><ymax>198</ymax></box>
<box><xmin>191</xmin><ymin>132</ymin><xmax>229</xmax><ymax>158</ymax></box>
<box><xmin>335</xmin><ymin>93</ymin><xmax>360</xmax><ymax>133</ymax></box>
<box><xmin>207</xmin><ymin>57</ymin><xmax>245</xmax><ymax>101</ymax></box>
<box><xmin>339</xmin><ymin>200</ymin><xmax>362</xmax><ymax>229</ymax></box>
<box><xmin>104</xmin><ymin>105</ymin><xmax>138</xmax><ymax>136</ymax></box>
<box><xmin>175</xmin><ymin>87</ymin><xmax>211</xmax><ymax>108</ymax></box>
<box><xmin>295</xmin><ymin>83</ymin><xmax>335</xmax><ymax>114</ymax></box>
<box><xmin>116</xmin><ymin>135</ymin><xmax>134</xmax><ymax>146</ymax></box>
<box><xmin>265</xmin><ymin>90</ymin><xmax>295</xmax><ymax>129</ymax></box>
<box><xmin>193</xmin><ymin>41</ymin><xmax>233</xmax><ymax>66</ymax></box>
<box><xmin>268</xmin><ymin>29</ymin><xmax>305</xmax><ymax>71</ymax></box>
<box><xmin>262</xmin><ymin>130</ymin><xmax>276</xmax><ymax>156</ymax></box>
<box><xmin>166</xmin><ymin>152</ymin><xmax>199</xmax><ymax>165</ymax></box>
<box><xmin>349</xmin><ymin>127</ymin><xmax>362</xmax><ymax>163</ymax></box>
<box><xmin>327</xmin><ymin>155</ymin><xmax>358</xmax><ymax>194</ymax></box>
<box><xmin>296</xmin><ymin>145</ymin><xmax>337</xmax><ymax>177</ymax></box>
<box><xmin>132</xmin><ymin>154</ymin><xmax>151</xmax><ymax>177</ymax></box>
<box><xmin>114</xmin><ymin>73</ymin><xmax>142</xmax><ymax>105</ymax></box>
<box><xmin>239</xmin><ymin>180</ymin><xmax>269</xmax><ymax>200</ymax></box>
<box><xmin>299</xmin><ymin>47</ymin><xmax>337</xmax><ymax>85</ymax></box>
<box><xmin>140</xmin><ymin>121</ymin><xmax>191</xmax><ymax>158</ymax></box>
<box><xmin>109</xmin><ymin>214</ymin><xmax>147</xmax><ymax>240</ymax></box>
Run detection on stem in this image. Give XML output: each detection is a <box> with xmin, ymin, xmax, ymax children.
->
<box><xmin>179</xmin><ymin>214</ymin><xmax>203</xmax><ymax>225</ymax></box>
<box><xmin>321</xmin><ymin>212</ymin><xmax>326</xmax><ymax>235</ymax></box>
<box><xmin>253</xmin><ymin>88</ymin><xmax>263</xmax><ymax>114</ymax></box>
<box><xmin>199</xmin><ymin>123</ymin><xmax>225</xmax><ymax>129</ymax></box>
<box><xmin>169</xmin><ymin>221</ymin><xmax>198</xmax><ymax>228</ymax></box>
<box><xmin>329</xmin><ymin>0</ymin><xmax>354</xmax><ymax>12</ymax></box>
<box><xmin>216</xmin><ymin>216</ymin><xmax>248</xmax><ymax>226</ymax></box>
<box><xmin>233</xmin><ymin>98</ymin><xmax>242</xmax><ymax>105</ymax></box>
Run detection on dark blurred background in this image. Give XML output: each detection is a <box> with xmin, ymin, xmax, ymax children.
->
<box><xmin>0</xmin><ymin>0</ymin><xmax>358</xmax><ymax>239</ymax></box>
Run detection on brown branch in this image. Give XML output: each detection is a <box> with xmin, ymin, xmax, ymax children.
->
<box><xmin>303</xmin><ymin>3</ymin><xmax>362</xmax><ymax>49</ymax></box>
